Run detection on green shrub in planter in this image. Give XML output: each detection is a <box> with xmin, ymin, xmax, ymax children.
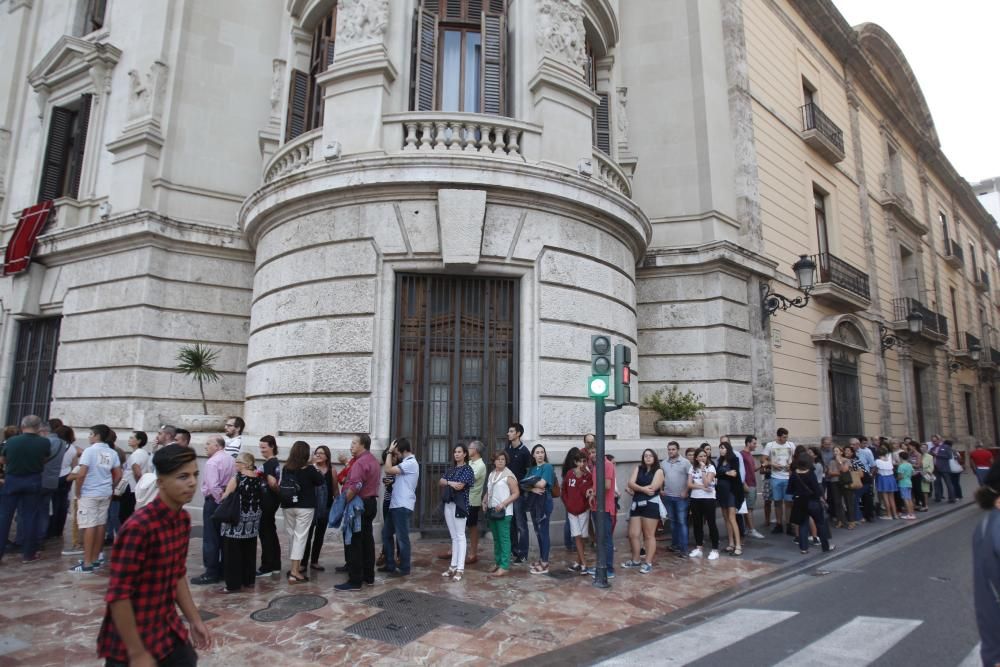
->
<box><xmin>643</xmin><ymin>387</ymin><xmax>706</xmax><ymax>421</ymax></box>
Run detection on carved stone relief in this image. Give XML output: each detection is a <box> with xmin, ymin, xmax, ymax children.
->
<box><xmin>335</xmin><ymin>0</ymin><xmax>389</xmax><ymax>52</ymax></box>
<box><xmin>127</xmin><ymin>61</ymin><xmax>168</xmax><ymax>122</ymax></box>
<box><xmin>536</xmin><ymin>0</ymin><xmax>587</xmax><ymax>74</ymax></box>
<box><xmin>616</xmin><ymin>87</ymin><xmax>629</xmax><ymax>149</ymax></box>
<box><xmin>270</xmin><ymin>59</ymin><xmax>286</xmax><ymax>119</ymax></box>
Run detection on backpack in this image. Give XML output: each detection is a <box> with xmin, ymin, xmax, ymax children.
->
<box><xmin>278</xmin><ymin>468</ymin><xmax>301</xmax><ymax>508</ymax></box>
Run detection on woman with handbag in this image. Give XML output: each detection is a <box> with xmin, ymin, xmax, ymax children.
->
<box><xmin>303</xmin><ymin>445</ymin><xmax>338</xmax><ymax>573</ymax></box>
<box><xmin>623</xmin><ymin>448</ymin><xmax>665</xmax><ymax>572</ymax></box>
<box><xmin>281</xmin><ymin>441</ymin><xmax>324</xmax><ymax>584</ymax></box>
<box><xmin>715</xmin><ymin>442</ymin><xmax>743</xmax><ymax>556</ymax></box>
<box><xmin>840</xmin><ymin>446</ymin><xmax>862</xmax><ymax>529</ymax></box>
<box><xmin>219</xmin><ymin>452</ymin><xmax>264</xmax><ymax>593</ymax></box>
<box><xmin>440</xmin><ymin>444</ymin><xmax>476</xmax><ymax>581</ymax></box>
<box><xmin>526</xmin><ymin>445</ymin><xmax>555</xmax><ymax>575</ymax></box>
<box><xmin>826</xmin><ymin>446</ymin><xmax>850</xmax><ymax>529</ymax></box>
<box><xmin>485</xmin><ymin>451</ymin><xmax>519</xmax><ymax>576</ymax></box>
<box><xmin>788</xmin><ymin>452</ymin><xmax>833</xmax><ymax>554</ymax></box>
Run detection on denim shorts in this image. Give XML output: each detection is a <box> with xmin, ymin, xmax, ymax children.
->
<box><xmin>770</xmin><ymin>478</ymin><xmax>790</xmax><ymax>502</ymax></box>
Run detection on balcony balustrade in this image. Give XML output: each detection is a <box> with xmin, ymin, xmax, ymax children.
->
<box><xmin>943</xmin><ymin>239</ymin><xmax>964</xmax><ymax>269</ymax></box>
<box><xmin>975</xmin><ymin>268</ymin><xmax>990</xmax><ymax>292</ymax></box>
<box><xmin>808</xmin><ymin>251</ymin><xmax>871</xmax><ymax>311</ymax></box>
<box><xmin>891</xmin><ymin>297</ymin><xmax>948</xmax><ymax>343</ymax></box>
<box><xmin>800</xmin><ymin>102</ymin><xmax>845</xmax><ymax>163</ymax></box>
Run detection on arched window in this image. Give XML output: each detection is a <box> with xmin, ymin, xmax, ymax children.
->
<box><xmin>286</xmin><ymin>5</ymin><xmax>337</xmax><ymax>141</ymax></box>
<box><xmin>411</xmin><ymin>0</ymin><xmax>507</xmax><ymax>115</ymax></box>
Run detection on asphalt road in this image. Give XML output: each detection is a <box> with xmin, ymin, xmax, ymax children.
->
<box><xmin>599</xmin><ymin>504</ymin><xmax>987</xmax><ymax>666</ymax></box>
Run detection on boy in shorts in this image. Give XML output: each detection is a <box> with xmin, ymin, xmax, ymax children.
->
<box><xmin>897</xmin><ymin>451</ymin><xmax>915</xmax><ymax>519</ymax></box>
<box><xmin>72</xmin><ymin>425</ymin><xmax>121</xmax><ymax>572</ymax></box>
<box><xmin>562</xmin><ymin>451</ymin><xmax>593</xmax><ymax>574</ymax></box>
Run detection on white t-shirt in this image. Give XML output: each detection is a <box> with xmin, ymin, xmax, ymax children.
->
<box><xmin>224</xmin><ymin>435</ymin><xmax>242</xmax><ymax>458</ymax></box>
<box><xmin>79</xmin><ymin>442</ymin><xmax>121</xmax><ymax>498</ymax></box>
<box><xmin>764</xmin><ymin>441</ymin><xmax>796</xmax><ymax>480</ymax></box>
<box><xmin>689</xmin><ymin>464</ymin><xmax>717</xmax><ymax>500</ymax></box>
<box><xmin>124</xmin><ymin>447</ymin><xmax>153</xmax><ymax>491</ymax></box>
<box><xmin>875</xmin><ymin>457</ymin><xmax>895</xmax><ymax>477</ymax></box>
<box><xmin>60</xmin><ymin>444</ymin><xmax>82</xmax><ymax>477</ymax></box>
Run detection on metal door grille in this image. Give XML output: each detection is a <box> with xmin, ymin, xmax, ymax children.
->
<box><xmin>6</xmin><ymin>317</ymin><xmax>61</xmax><ymax>424</ymax></box>
<box><xmin>391</xmin><ymin>274</ymin><xmax>518</xmax><ymax>528</ymax></box>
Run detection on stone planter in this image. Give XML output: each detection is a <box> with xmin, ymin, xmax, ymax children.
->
<box><xmin>175</xmin><ymin>414</ymin><xmax>226</xmax><ymax>432</ymax></box>
<box><xmin>654</xmin><ymin>420</ymin><xmax>700</xmax><ymax>437</ymax></box>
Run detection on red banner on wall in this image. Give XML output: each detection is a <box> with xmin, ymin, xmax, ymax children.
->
<box><xmin>3</xmin><ymin>200</ymin><xmax>54</xmax><ymax>276</ymax></box>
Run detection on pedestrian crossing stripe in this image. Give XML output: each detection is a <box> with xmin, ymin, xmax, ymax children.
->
<box><xmin>596</xmin><ymin>609</ymin><xmax>941</xmax><ymax>667</ymax></box>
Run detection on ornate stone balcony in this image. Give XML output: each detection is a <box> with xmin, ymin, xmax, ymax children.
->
<box><xmin>384</xmin><ymin>112</ymin><xmax>541</xmax><ymax>160</ymax></box>
<box><xmin>592</xmin><ymin>149</ymin><xmax>632</xmax><ymax>198</ymax></box>
<box><xmin>263</xmin><ymin>128</ymin><xmax>319</xmax><ymax>184</ymax></box>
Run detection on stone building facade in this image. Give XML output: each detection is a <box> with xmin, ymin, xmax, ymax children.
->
<box><xmin>1</xmin><ymin>0</ymin><xmax>996</xmax><ymax>524</ymax></box>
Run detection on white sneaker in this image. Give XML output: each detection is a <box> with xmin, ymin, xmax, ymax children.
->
<box><xmin>688</xmin><ymin>547</ymin><xmax>703</xmax><ymax>558</ymax></box>
<box><xmin>61</xmin><ymin>547</ymin><xmax>84</xmax><ymax>556</ymax></box>
<box><xmin>748</xmin><ymin>529</ymin><xmax>765</xmax><ymax>539</ymax></box>
<box><xmin>707</xmin><ymin>550</ymin><xmax>720</xmax><ymax>560</ymax></box>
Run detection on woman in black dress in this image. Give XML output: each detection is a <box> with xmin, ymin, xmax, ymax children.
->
<box><xmin>788</xmin><ymin>452</ymin><xmax>834</xmax><ymax>554</ymax></box>
<box><xmin>256</xmin><ymin>435</ymin><xmax>281</xmax><ymax>576</ymax></box>
<box><xmin>220</xmin><ymin>452</ymin><xmax>264</xmax><ymax>592</ymax></box>
<box><xmin>716</xmin><ymin>441</ymin><xmax>744</xmax><ymax>556</ymax></box>
<box><xmin>303</xmin><ymin>445</ymin><xmax>338</xmax><ymax>572</ymax></box>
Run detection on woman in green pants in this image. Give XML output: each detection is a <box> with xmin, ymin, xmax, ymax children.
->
<box><xmin>485</xmin><ymin>451</ymin><xmax>520</xmax><ymax>576</ymax></box>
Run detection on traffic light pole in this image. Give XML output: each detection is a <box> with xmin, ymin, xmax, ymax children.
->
<box><xmin>593</xmin><ymin>398</ymin><xmax>621</xmax><ymax>589</ymax></box>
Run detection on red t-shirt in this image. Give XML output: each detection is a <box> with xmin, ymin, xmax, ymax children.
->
<box><xmin>562</xmin><ymin>468</ymin><xmax>593</xmax><ymax>515</ymax></box>
<box><xmin>589</xmin><ymin>457</ymin><xmax>617</xmax><ymax>513</ymax></box>
<box><xmin>970</xmin><ymin>448</ymin><xmax>994</xmax><ymax>468</ymax></box>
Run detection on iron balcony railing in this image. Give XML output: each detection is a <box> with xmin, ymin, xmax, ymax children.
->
<box><xmin>992</xmin><ymin>347</ymin><xmax>1000</xmax><ymax>365</ymax></box>
<box><xmin>979</xmin><ymin>269</ymin><xmax>990</xmax><ymax>287</ymax></box>
<box><xmin>800</xmin><ymin>102</ymin><xmax>845</xmax><ymax>154</ymax></box>
<box><xmin>946</xmin><ymin>239</ymin><xmax>964</xmax><ymax>263</ymax></box>
<box><xmin>963</xmin><ymin>332</ymin><xmax>981</xmax><ymax>353</ymax></box>
<box><xmin>811</xmin><ymin>252</ymin><xmax>870</xmax><ymax>301</ymax></box>
<box><xmin>892</xmin><ymin>297</ymin><xmax>948</xmax><ymax>337</ymax></box>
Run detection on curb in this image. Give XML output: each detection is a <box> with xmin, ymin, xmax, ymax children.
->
<box><xmin>513</xmin><ymin>499</ymin><xmax>976</xmax><ymax>667</ymax></box>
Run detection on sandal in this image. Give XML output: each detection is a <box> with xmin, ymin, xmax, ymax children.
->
<box><xmin>488</xmin><ymin>565</ymin><xmax>500</xmax><ymax>573</ymax></box>
<box><xmin>310</xmin><ymin>563</ymin><xmax>325</xmax><ymax>571</ymax></box>
<box><xmin>442</xmin><ymin>567</ymin><xmax>457</xmax><ymax>578</ymax></box>
<box><xmin>724</xmin><ymin>546</ymin><xmax>735</xmax><ymax>553</ymax></box>
<box><xmin>452</xmin><ymin>570</ymin><xmax>464</xmax><ymax>582</ymax></box>
<box><xmin>733</xmin><ymin>547</ymin><xmax>742</xmax><ymax>556</ymax></box>
<box><xmin>287</xmin><ymin>571</ymin><xmax>308</xmax><ymax>583</ymax></box>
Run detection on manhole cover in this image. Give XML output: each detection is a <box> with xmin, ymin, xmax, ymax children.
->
<box><xmin>364</xmin><ymin>588</ymin><xmax>499</xmax><ymax>629</ymax></box>
<box><xmin>754</xmin><ymin>556</ymin><xmax>789</xmax><ymax>565</ymax></box>
<box><xmin>250</xmin><ymin>594</ymin><xmax>328</xmax><ymax>622</ymax></box>
<box><xmin>345</xmin><ymin>610</ymin><xmax>439</xmax><ymax>646</ymax></box>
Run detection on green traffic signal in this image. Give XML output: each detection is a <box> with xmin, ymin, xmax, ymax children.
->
<box><xmin>589</xmin><ymin>374</ymin><xmax>610</xmax><ymax>398</ymax></box>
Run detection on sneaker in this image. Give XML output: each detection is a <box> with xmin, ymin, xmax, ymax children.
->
<box><xmin>676</xmin><ymin>552</ymin><xmax>690</xmax><ymax>560</ymax></box>
<box><xmin>61</xmin><ymin>547</ymin><xmax>84</xmax><ymax>556</ymax></box>
<box><xmin>568</xmin><ymin>562</ymin><xmax>583</xmax><ymax>573</ymax></box>
<box><xmin>748</xmin><ymin>529</ymin><xmax>765</xmax><ymax>539</ymax></box>
<box><xmin>334</xmin><ymin>582</ymin><xmax>362</xmax><ymax>592</ymax></box>
<box><xmin>621</xmin><ymin>559</ymin><xmax>641</xmax><ymax>569</ymax></box>
<box><xmin>585</xmin><ymin>567</ymin><xmax>616</xmax><ymax>579</ymax></box>
<box><xmin>512</xmin><ymin>556</ymin><xmax>526</xmax><ymax>564</ymax></box>
<box><xmin>707</xmin><ymin>550</ymin><xmax>720</xmax><ymax>560</ymax></box>
<box><xmin>810</xmin><ymin>536</ymin><xmax>821</xmax><ymax>545</ymax></box>
<box><xmin>688</xmin><ymin>547</ymin><xmax>703</xmax><ymax>558</ymax></box>
<box><xmin>69</xmin><ymin>563</ymin><xmax>94</xmax><ymax>573</ymax></box>
<box><xmin>639</xmin><ymin>563</ymin><xmax>652</xmax><ymax>574</ymax></box>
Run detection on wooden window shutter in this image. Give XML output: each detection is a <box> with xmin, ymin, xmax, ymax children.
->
<box><xmin>480</xmin><ymin>10</ymin><xmax>506</xmax><ymax>116</ymax></box>
<box><xmin>285</xmin><ymin>69</ymin><xmax>310</xmax><ymax>141</ymax></box>
<box><xmin>488</xmin><ymin>0</ymin><xmax>504</xmax><ymax>12</ymax></box>
<box><xmin>67</xmin><ymin>94</ymin><xmax>92</xmax><ymax>199</ymax></box>
<box><xmin>594</xmin><ymin>92</ymin><xmax>611</xmax><ymax>154</ymax></box>
<box><xmin>37</xmin><ymin>106</ymin><xmax>75</xmax><ymax>203</ymax></box>
<box><xmin>412</xmin><ymin>6</ymin><xmax>438</xmax><ymax>111</ymax></box>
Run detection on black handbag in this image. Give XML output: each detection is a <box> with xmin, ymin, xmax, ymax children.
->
<box><xmin>486</xmin><ymin>507</ymin><xmax>507</xmax><ymax>521</ymax></box>
<box><xmin>213</xmin><ymin>491</ymin><xmax>241</xmax><ymax>525</ymax></box>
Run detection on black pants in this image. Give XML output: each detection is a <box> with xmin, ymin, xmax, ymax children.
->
<box><xmin>105</xmin><ymin>636</ymin><xmax>197</xmax><ymax>666</ymax></box>
<box><xmin>912</xmin><ymin>477</ymin><xmax>926</xmax><ymax>508</ymax></box>
<box><xmin>690</xmin><ymin>498</ymin><xmax>719</xmax><ymax>550</ymax></box>
<box><xmin>118</xmin><ymin>489</ymin><xmax>136</xmax><ymax>525</ymax></box>
<box><xmin>797</xmin><ymin>499</ymin><xmax>831</xmax><ymax>551</ymax></box>
<box><xmin>49</xmin><ymin>475</ymin><xmax>72</xmax><ymax>538</ymax></box>
<box><xmin>223</xmin><ymin>536</ymin><xmax>256</xmax><ymax>591</ymax></box>
<box><xmin>346</xmin><ymin>497</ymin><xmax>377</xmax><ymax>585</ymax></box>
<box><xmin>258</xmin><ymin>495</ymin><xmax>281</xmax><ymax>573</ymax></box>
<box><xmin>303</xmin><ymin>517</ymin><xmax>328</xmax><ymax>566</ymax></box>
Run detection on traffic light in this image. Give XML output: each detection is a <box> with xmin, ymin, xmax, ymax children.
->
<box><xmin>614</xmin><ymin>343</ymin><xmax>631</xmax><ymax>407</ymax></box>
<box><xmin>589</xmin><ymin>335</ymin><xmax>612</xmax><ymax>398</ymax></box>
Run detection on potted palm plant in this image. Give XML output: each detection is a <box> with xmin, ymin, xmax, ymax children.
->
<box><xmin>643</xmin><ymin>386</ymin><xmax>706</xmax><ymax>437</ymax></box>
<box><xmin>173</xmin><ymin>343</ymin><xmax>225</xmax><ymax>432</ymax></box>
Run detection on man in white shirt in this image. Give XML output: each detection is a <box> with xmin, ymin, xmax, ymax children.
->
<box><xmin>71</xmin><ymin>424</ymin><xmax>122</xmax><ymax>572</ymax></box>
<box><xmin>223</xmin><ymin>417</ymin><xmax>244</xmax><ymax>458</ymax></box>
<box><xmin>381</xmin><ymin>438</ymin><xmax>419</xmax><ymax>576</ymax></box>
<box><xmin>763</xmin><ymin>427</ymin><xmax>796</xmax><ymax>536</ymax></box>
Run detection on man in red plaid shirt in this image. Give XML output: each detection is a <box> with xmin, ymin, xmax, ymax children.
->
<box><xmin>97</xmin><ymin>444</ymin><xmax>212</xmax><ymax>666</ymax></box>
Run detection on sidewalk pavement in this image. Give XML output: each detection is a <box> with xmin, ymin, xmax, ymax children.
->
<box><xmin>0</xmin><ymin>476</ymin><xmax>977</xmax><ymax>666</ymax></box>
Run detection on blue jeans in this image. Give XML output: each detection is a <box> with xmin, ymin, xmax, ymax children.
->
<box><xmin>663</xmin><ymin>495</ymin><xmax>689</xmax><ymax>553</ymax></box>
<box><xmin>106</xmin><ymin>498</ymin><xmax>121</xmax><ymax>543</ymax></box>
<box><xmin>385</xmin><ymin>507</ymin><xmax>412</xmax><ymax>573</ymax></box>
<box><xmin>510</xmin><ymin>495</ymin><xmax>529</xmax><ymax>560</ymax></box>
<box><xmin>0</xmin><ymin>473</ymin><xmax>43</xmax><ymax>560</ymax></box>
<box><xmin>599</xmin><ymin>512</ymin><xmax>615</xmax><ymax>574</ymax></box>
<box><xmin>563</xmin><ymin>516</ymin><xmax>573</xmax><ymax>550</ymax></box>
<box><xmin>201</xmin><ymin>497</ymin><xmax>223</xmax><ymax>579</ymax></box>
<box><xmin>933</xmin><ymin>471</ymin><xmax>955</xmax><ymax>501</ymax></box>
<box><xmin>35</xmin><ymin>489</ymin><xmax>54</xmax><ymax>544</ymax></box>
<box><xmin>380</xmin><ymin>505</ymin><xmax>395</xmax><ymax>563</ymax></box>
<box><xmin>528</xmin><ymin>494</ymin><xmax>552</xmax><ymax>562</ymax></box>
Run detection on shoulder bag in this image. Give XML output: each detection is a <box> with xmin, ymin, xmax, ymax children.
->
<box><xmin>948</xmin><ymin>455</ymin><xmax>962</xmax><ymax>474</ymax></box>
<box><xmin>213</xmin><ymin>489</ymin><xmax>241</xmax><ymax>525</ymax></box>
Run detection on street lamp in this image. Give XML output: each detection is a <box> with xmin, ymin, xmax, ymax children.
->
<box><xmin>879</xmin><ymin>311</ymin><xmax>924</xmax><ymax>354</ymax></box>
<box><xmin>761</xmin><ymin>255</ymin><xmax>817</xmax><ymax>324</ymax></box>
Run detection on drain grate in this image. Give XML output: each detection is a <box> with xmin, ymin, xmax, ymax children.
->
<box><xmin>250</xmin><ymin>594</ymin><xmax>328</xmax><ymax>622</ymax></box>
<box><xmin>345</xmin><ymin>610</ymin><xmax>440</xmax><ymax>646</ymax></box>
<box><xmin>364</xmin><ymin>588</ymin><xmax>499</xmax><ymax>629</ymax></box>
<box><xmin>754</xmin><ymin>556</ymin><xmax>789</xmax><ymax>565</ymax></box>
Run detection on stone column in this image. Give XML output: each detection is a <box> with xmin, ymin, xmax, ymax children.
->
<box><xmin>318</xmin><ymin>0</ymin><xmax>396</xmax><ymax>158</ymax></box>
